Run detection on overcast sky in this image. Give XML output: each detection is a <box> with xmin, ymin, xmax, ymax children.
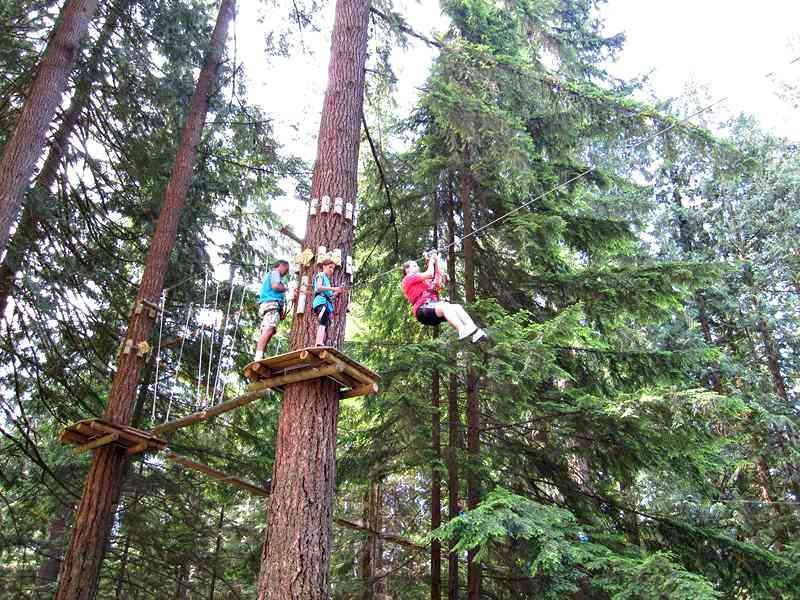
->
<box><xmin>230</xmin><ymin>0</ymin><xmax>800</xmax><ymax>251</ymax></box>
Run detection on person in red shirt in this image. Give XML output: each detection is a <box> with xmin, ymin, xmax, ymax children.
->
<box><xmin>401</xmin><ymin>252</ymin><xmax>486</xmax><ymax>343</ymax></box>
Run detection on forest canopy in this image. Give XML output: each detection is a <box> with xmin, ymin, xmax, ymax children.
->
<box><xmin>0</xmin><ymin>0</ymin><xmax>798</xmax><ymax>598</ymax></box>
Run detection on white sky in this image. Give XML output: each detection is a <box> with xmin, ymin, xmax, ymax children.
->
<box><xmin>231</xmin><ymin>0</ymin><xmax>800</xmax><ymax>247</ymax></box>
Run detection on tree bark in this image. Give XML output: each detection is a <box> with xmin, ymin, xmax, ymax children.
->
<box><xmin>0</xmin><ymin>0</ymin><xmax>126</xmax><ymax>319</ymax></box>
<box><xmin>208</xmin><ymin>505</ymin><xmax>225</xmax><ymax>600</ymax></box>
<box><xmin>431</xmin><ymin>364</ymin><xmax>442</xmax><ymax>600</ymax></box>
<box><xmin>431</xmin><ymin>188</ymin><xmax>442</xmax><ymax>600</ymax></box>
<box><xmin>755</xmin><ymin>316</ymin><xmax>788</xmax><ymax>402</ymax></box>
<box><xmin>446</xmin><ymin>176</ymin><xmax>460</xmax><ymax>600</ymax></box>
<box><xmin>360</xmin><ymin>479</ymin><xmax>384</xmax><ymax>600</ymax></box>
<box><xmin>175</xmin><ymin>563</ymin><xmax>190</xmax><ymax>600</ymax></box>
<box><xmin>753</xmin><ymin>454</ymin><xmax>789</xmax><ymax>550</ymax></box>
<box><xmin>460</xmin><ymin>168</ymin><xmax>481</xmax><ymax>599</ymax></box>
<box><xmin>35</xmin><ymin>502</ymin><xmax>73</xmax><ymax>597</ymax></box>
<box><xmin>256</xmin><ymin>0</ymin><xmax>369</xmax><ymax>597</ymax></box>
<box><xmin>0</xmin><ymin>0</ymin><xmax>101</xmax><ymax>259</ymax></box>
<box><xmin>54</xmin><ymin>3</ymin><xmax>235</xmax><ymax>598</ymax></box>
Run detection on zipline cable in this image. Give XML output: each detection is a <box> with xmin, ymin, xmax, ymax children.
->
<box><xmin>351</xmin><ymin>55</ymin><xmax>800</xmax><ymax>292</ymax></box>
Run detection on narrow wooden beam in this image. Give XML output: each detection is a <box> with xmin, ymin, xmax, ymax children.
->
<box><xmin>73</xmin><ymin>433</ymin><xmax>118</xmax><ymax>455</ymax></box>
<box><xmin>165</xmin><ymin>452</ymin><xmax>269</xmax><ymax>497</ymax></box>
<box><xmin>152</xmin><ymin>363</ymin><xmax>345</xmax><ymax>436</ymax></box>
<box><xmin>315</xmin><ymin>349</ymin><xmax>375</xmax><ymax>386</ymax></box>
<box><xmin>88</xmin><ymin>421</ymin><xmax>148</xmax><ymax>446</ymax></box>
<box><xmin>126</xmin><ymin>442</ymin><xmax>149</xmax><ymax>455</ymax></box>
<box><xmin>340</xmin><ymin>383</ymin><xmax>379</xmax><ymax>399</ymax></box>
<box><xmin>246</xmin><ymin>363</ymin><xmax>344</xmax><ymax>394</ymax></box>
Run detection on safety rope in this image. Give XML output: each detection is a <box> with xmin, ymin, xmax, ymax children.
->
<box><xmin>165</xmin><ymin>302</ymin><xmax>193</xmax><ymax>423</ymax></box>
<box><xmin>150</xmin><ymin>291</ymin><xmax>167</xmax><ymax>421</ymax></box>
<box><xmin>350</xmin><ymin>55</ymin><xmax>800</xmax><ymax>292</ymax></box>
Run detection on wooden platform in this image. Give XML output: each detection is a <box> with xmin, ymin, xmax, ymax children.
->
<box><xmin>243</xmin><ymin>346</ymin><xmax>380</xmax><ymax>397</ymax></box>
<box><xmin>60</xmin><ymin>419</ymin><xmax>168</xmax><ymax>456</ymax></box>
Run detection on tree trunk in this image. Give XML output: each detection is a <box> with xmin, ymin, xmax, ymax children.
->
<box><xmin>460</xmin><ymin>169</ymin><xmax>481</xmax><ymax>600</ymax></box>
<box><xmin>175</xmin><ymin>563</ymin><xmax>190</xmax><ymax>600</ymax></box>
<box><xmin>208</xmin><ymin>505</ymin><xmax>225</xmax><ymax>600</ymax></box>
<box><xmin>431</xmin><ymin>364</ymin><xmax>442</xmax><ymax>600</ymax></box>
<box><xmin>431</xmin><ymin>192</ymin><xmax>442</xmax><ymax>600</ymax></box>
<box><xmin>54</xmin><ymin>3</ymin><xmax>235</xmax><ymax>598</ymax></box>
<box><xmin>755</xmin><ymin>316</ymin><xmax>788</xmax><ymax>402</ymax></box>
<box><xmin>114</xmin><ymin>463</ymin><xmax>145</xmax><ymax>599</ymax></box>
<box><xmin>35</xmin><ymin>502</ymin><xmax>73</xmax><ymax>597</ymax></box>
<box><xmin>256</xmin><ymin>0</ymin><xmax>369</xmax><ymax>597</ymax></box>
<box><xmin>0</xmin><ymin>0</ymin><xmax>126</xmax><ymax>319</ymax></box>
<box><xmin>446</xmin><ymin>177</ymin><xmax>460</xmax><ymax>600</ymax></box>
<box><xmin>753</xmin><ymin>454</ymin><xmax>789</xmax><ymax>550</ymax></box>
<box><xmin>0</xmin><ymin>0</ymin><xmax>101</xmax><ymax>259</ymax></box>
<box><xmin>360</xmin><ymin>479</ymin><xmax>384</xmax><ymax>600</ymax></box>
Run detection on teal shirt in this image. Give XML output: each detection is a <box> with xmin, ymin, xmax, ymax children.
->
<box><xmin>312</xmin><ymin>272</ymin><xmax>334</xmax><ymax>312</ymax></box>
<box><xmin>258</xmin><ymin>269</ymin><xmax>286</xmax><ymax>304</ymax></box>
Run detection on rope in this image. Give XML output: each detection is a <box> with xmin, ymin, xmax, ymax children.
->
<box><xmin>212</xmin><ymin>277</ymin><xmax>237</xmax><ymax>402</ymax></box>
<box><xmin>222</xmin><ymin>283</ymin><xmax>248</xmax><ymax>401</ymax></box>
<box><xmin>150</xmin><ymin>292</ymin><xmax>167</xmax><ymax>421</ymax></box>
<box><xmin>165</xmin><ymin>303</ymin><xmax>193</xmax><ymax>423</ymax></box>
<box><xmin>205</xmin><ymin>280</ymin><xmax>221</xmax><ymax>406</ymax></box>
<box><xmin>196</xmin><ymin>268</ymin><xmax>208</xmax><ymax>409</ymax></box>
<box><xmin>351</xmin><ymin>55</ymin><xmax>800</xmax><ymax>292</ymax></box>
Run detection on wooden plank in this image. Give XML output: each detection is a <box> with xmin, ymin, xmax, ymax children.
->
<box><xmin>73</xmin><ymin>433</ymin><xmax>118</xmax><ymax>455</ymax></box>
<box><xmin>165</xmin><ymin>452</ymin><xmax>269</xmax><ymax>497</ymax></box>
<box><xmin>89</xmin><ymin>421</ymin><xmax>143</xmax><ymax>445</ymax></box>
<box><xmin>60</xmin><ymin>430</ymin><xmax>87</xmax><ymax>446</ymax></box>
<box><xmin>245</xmin><ymin>363</ymin><xmax>345</xmax><ymax>394</ymax></box>
<box><xmin>315</xmin><ymin>349</ymin><xmax>376</xmax><ymax>386</ymax></box>
<box><xmin>319</xmin><ymin>347</ymin><xmax>381</xmax><ymax>381</ymax></box>
<box><xmin>152</xmin><ymin>363</ymin><xmax>345</xmax><ymax>436</ymax></box>
<box><xmin>126</xmin><ymin>442</ymin><xmax>150</xmax><ymax>455</ymax></box>
<box><xmin>340</xmin><ymin>383</ymin><xmax>379</xmax><ymax>399</ymax></box>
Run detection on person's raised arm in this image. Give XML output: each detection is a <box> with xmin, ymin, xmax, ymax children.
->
<box><xmin>271</xmin><ymin>271</ymin><xmax>286</xmax><ymax>292</ymax></box>
<box><xmin>418</xmin><ymin>252</ymin><xmax>437</xmax><ymax>281</ymax></box>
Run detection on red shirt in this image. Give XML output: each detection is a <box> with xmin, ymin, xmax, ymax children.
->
<box><xmin>402</xmin><ymin>273</ymin><xmax>438</xmax><ymax>316</ymax></box>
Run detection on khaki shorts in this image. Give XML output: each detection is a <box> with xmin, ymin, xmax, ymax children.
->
<box><xmin>259</xmin><ymin>301</ymin><xmax>282</xmax><ymax>331</ymax></box>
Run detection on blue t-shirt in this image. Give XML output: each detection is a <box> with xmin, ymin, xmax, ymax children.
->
<box><xmin>258</xmin><ymin>269</ymin><xmax>286</xmax><ymax>304</ymax></box>
<box><xmin>312</xmin><ymin>272</ymin><xmax>334</xmax><ymax>312</ymax></box>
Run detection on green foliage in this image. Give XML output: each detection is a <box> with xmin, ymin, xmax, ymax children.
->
<box><xmin>432</xmin><ymin>488</ymin><xmax>723</xmax><ymax>599</ymax></box>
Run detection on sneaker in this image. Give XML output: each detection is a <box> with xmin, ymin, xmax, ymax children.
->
<box><xmin>254</xmin><ymin>351</ymin><xmax>264</xmax><ymax>361</ymax></box>
<box><xmin>471</xmin><ymin>329</ymin><xmax>487</xmax><ymax>344</ymax></box>
<box><xmin>458</xmin><ymin>327</ymin><xmax>477</xmax><ymax>341</ymax></box>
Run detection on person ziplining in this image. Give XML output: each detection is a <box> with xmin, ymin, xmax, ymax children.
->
<box><xmin>401</xmin><ymin>251</ymin><xmax>486</xmax><ymax>343</ymax></box>
<box><xmin>254</xmin><ymin>259</ymin><xmax>290</xmax><ymax>361</ymax></box>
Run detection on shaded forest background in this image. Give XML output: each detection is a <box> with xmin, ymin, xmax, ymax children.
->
<box><xmin>1</xmin><ymin>0</ymin><xmax>799</xmax><ymax>598</ymax></box>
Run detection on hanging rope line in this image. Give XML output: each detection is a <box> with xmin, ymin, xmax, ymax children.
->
<box><xmin>165</xmin><ymin>302</ymin><xmax>193</xmax><ymax>423</ymax></box>
<box><xmin>350</xmin><ymin>54</ymin><xmax>800</xmax><ymax>292</ymax></box>
<box><xmin>205</xmin><ymin>280</ymin><xmax>221</xmax><ymax>406</ymax></box>
<box><xmin>150</xmin><ymin>291</ymin><xmax>167</xmax><ymax>421</ymax></box>
<box><xmin>196</xmin><ymin>267</ymin><xmax>209</xmax><ymax>409</ymax></box>
<box><xmin>212</xmin><ymin>275</ymin><xmax>238</xmax><ymax>402</ymax></box>
<box><xmin>223</xmin><ymin>283</ymin><xmax>248</xmax><ymax>397</ymax></box>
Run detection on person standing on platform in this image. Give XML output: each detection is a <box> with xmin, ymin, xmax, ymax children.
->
<box><xmin>254</xmin><ymin>259</ymin><xmax>290</xmax><ymax>360</ymax></box>
<box><xmin>312</xmin><ymin>259</ymin><xmax>344</xmax><ymax>346</ymax></box>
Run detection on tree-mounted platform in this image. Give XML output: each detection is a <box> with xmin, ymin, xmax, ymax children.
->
<box><xmin>60</xmin><ymin>418</ymin><xmax>168</xmax><ymax>456</ymax></box>
<box><xmin>243</xmin><ymin>346</ymin><xmax>380</xmax><ymax>399</ymax></box>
